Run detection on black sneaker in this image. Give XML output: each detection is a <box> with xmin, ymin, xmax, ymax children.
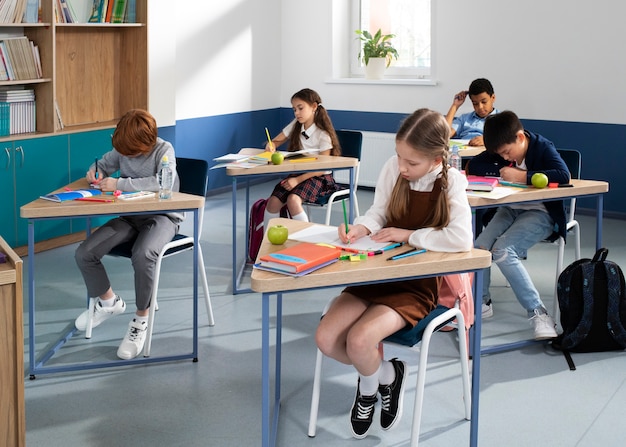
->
<box><xmin>378</xmin><ymin>358</ymin><xmax>407</xmax><ymax>430</ymax></box>
<box><xmin>350</xmin><ymin>379</ymin><xmax>378</xmax><ymax>439</ymax></box>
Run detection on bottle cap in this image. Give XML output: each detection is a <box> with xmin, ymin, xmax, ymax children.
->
<box><xmin>162</xmin><ymin>155</ymin><xmax>169</xmax><ymax>163</ymax></box>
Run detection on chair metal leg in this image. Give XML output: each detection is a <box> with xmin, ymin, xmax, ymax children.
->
<box><xmin>308</xmin><ymin>348</ymin><xmax>325</xmax><ymax>437</ymax></box>
<box><xmin>85</xmin><ymin>297</ymin><xmax>97</xmax><ymax>339</ymax></box>
<box><xmin>198</xmin><ymin>246</ymin><xmax>215</xmax><ymax>326</ymax></box>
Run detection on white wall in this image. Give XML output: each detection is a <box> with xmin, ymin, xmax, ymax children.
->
<box><xmin>149</xmin><ymin>0</ymin><xmax>626</xmax><ymax>126</ymax></box>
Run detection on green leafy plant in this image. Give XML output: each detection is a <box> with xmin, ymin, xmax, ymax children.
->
<box><xmin>355</xmin><ymin>29</ymin><xmax>399</xmax><ymax>67</ymax></box>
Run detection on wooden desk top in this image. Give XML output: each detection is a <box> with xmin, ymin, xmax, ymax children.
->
<box><xmin>467</xmin><ymin>179</ymin><xmax>609</xmax><ymax>208</ymax></box>
<box><xmin>20</xmin><ymin>179</ymin><xmax>205</xmax><ymax>219</ymax></box>
<box><xmin>226</xmin><ymin>154</ymin><xmax>358</xmax><ymax>177</ymax></box>
<box><xmin>251</xmin><ymin>218</ymin><xmax>491</xmax><ymax>293</ymax></box>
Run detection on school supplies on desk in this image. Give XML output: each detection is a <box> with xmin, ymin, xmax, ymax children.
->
<box><xmin>116</xmin><ymin>191</ymin><xmax>156</xmax><ymax>200</ymax></box>
<box><xmin>255</xmin><ymin>242</ymin><xmax>341</xmax><ymax>274</ymax></box>
<box><xmin>386</xmin><ymin>248</ymin><xmax>427</xmax><ymax>261</ymax></box>
<box><xmin>466</xmin><ymin>175</ymin><xmax>499</xmax><ymax>192</ymax></box>
<box><xmin>40</xmin><ymin>189</ymin><xmax>103</xmax><ymax>202</ymax></box>
<box><xmin>289</xmin><ymin>224</ymin><xmax>390</xmax><ymax>252</ymax></box>
<box><xmin>498</xmin><ymin>180</ymin><xmax>529</xmax><ymax>189</ymax></box>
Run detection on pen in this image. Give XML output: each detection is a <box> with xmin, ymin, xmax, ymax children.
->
<box><xmin>95</xmin><ymin>157</ymin><xmax>99</xmax><ymax>180</ymax></box>
<box><xmin>265</xmin><ymin>127</ymin><xmax>273</xmax><ymax>150</ymax></box>
<box><xmin>499</xmin><ymin>180</ymin><xmax>529</xmax><ymax>188</ymax></box>
<box><xmin>342</xmin><ymin>200</ymin><xmax>350</xmax><ymax>243</ymax></box>
<box><xmin>558</xmin><ymin>183</ymin><xmax>574</xmax><ymax>188</ymax></box>
<box><xmin>382</xmin><ymin>242</ymin><xmax>404</xmax><ymax>252</ymax></box>
<box><xmin>386</xmin><ymin>248</ymin><xmax>427</xmax><ymax>261</ymax></box>
<box><xmin>75</xmin><ymin>197</ymin><xmax>115</xmax><ymax>203</ymax></box>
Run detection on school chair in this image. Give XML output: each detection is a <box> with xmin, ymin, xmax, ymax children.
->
<box><xmin>308</xmin><ymin>298</ymin><xmax>472</xmax><ymax>447</ymax></box>
<box><xmin>552</xmin><ymin>148</ymin><xmax>582</xmax><ymax>319</ymax></box>
<box><xmin>304</xmin><ymin>129</ymin><xmax>363</xmax><ymax>225</ymax></box>
<box><xmin>85</xmin><ymin>158</ymin><xmax>215</xmax><ymax>357</ymax></box>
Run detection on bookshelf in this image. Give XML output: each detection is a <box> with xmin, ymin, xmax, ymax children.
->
<box><xmin>0</xmin><ymin>0</ymin><xmax>147</xmax><ymax>139</ymax></box>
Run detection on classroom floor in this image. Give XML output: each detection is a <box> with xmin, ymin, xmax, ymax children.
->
<box><xmin>23</xmin><ymin>181</ymin><xmax>626</xmax><ymax>447</ymax></box>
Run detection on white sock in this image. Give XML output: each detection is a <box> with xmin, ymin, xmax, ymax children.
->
<box><xmin>99</xmin><ymin>295</ymin><xmax>116</xmax><ymax>307</ymax></box>
<box><xmin>291</xmin><ymin>211</ymin><xmax>309</xmax><ymax>222</ymax></box>
<box><xmin>134</xmin><ymin>314</ymin><xmax>148</xmax><ymax>325</ymax></box>
<box><xmin>359</xmin><ymin>360</ymin><xmax>382</xmax><ymax>396</ymax></box>
<box><xmin>378</xmin><ymin>359</ymin><xmax>396</xmax><ymax>386</ymax></box>
<box><xmin>263</xmin><ymin>210</ymin><xmax>280</xmax><ymax>233</ymax></box>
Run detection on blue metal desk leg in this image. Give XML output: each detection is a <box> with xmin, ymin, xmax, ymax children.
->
<box><xmin>232</xmin><ymin>177</ymin><xmax>238</xmax><ymax>293</ymax></box>
<box><xmin>470</xmin><ymin>268</ymin><xmax>484</xmax><ymax>447</ymax></box>
<box><xmin>193</xmin><ymin>208</ymin><xmax>199</xmax><ymax>360</ymax></box>
<box><xmin>262</xmin><ymin>292</ymin><xmax>284</xmax><ymax>447</ymax></box>
<box><xmin>596</xmin><ymin>194</ymin><xmax>603</xmax><ymax>250</ymax></box>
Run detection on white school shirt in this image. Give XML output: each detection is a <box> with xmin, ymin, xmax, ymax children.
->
<box><xmin>282</xmin><ymin>120</ymin><xmax>332</xmax><ymax>152</ymax></box>
<box><xmin>354</xmin><ymin>156</ymin><xmax>474</xmax><ymax>252</ymax></box>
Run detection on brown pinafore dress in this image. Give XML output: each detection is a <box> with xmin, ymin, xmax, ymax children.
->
<box><xmin>342</xmin><ymin>179</ymin><xmax>443</xmax><ymax>328</ymax></box>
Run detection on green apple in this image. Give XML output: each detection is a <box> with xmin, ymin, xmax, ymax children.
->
<box><xmin>267</xmin><ymin>225</ymin><xmax>288</xmax><ymax>245</ymax></box>
<box><xmin>531</xmin><ymin>172</ymin><xmax>549</xmax><ymax>188</ymax></box>
<box><xmin>271</xmin><ymin>152</ymin><xmax>284</xmax><ymax>165</ymax></box>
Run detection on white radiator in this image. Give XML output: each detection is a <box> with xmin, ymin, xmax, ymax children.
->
<box><xmin>334</xmin><ymin>131</ymin><xmax>396</xmax><ymax>187</ymax></box>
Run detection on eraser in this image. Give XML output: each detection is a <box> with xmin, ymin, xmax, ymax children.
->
<box><xmin>548</xmin><ymin>182</ymin><xmax>558</xmax><ymax>188</ymax></box>
<box><xmin>349</xmin><ymin>254</ymin><xmax>361</xmax><ymax>262</ymax></box>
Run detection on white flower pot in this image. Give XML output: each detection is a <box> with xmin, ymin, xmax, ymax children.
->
<box><xmin>365</xmin><ymin>57</ymin><xmax>387</xmax><ymax>80</ymax></box>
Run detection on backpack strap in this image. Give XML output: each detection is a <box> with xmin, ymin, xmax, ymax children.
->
<box><xmin>561</xmin><ymin>262</ymin><xmax>596</xmax><ymax>350</ymax></box>
<box><xmin>604</xmin><ymin>261</ymin><xmax>626</xmax><ymax>348</ymax></box>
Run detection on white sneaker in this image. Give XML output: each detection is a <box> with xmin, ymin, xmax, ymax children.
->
<box><xmin>481</xmin><ymin>301</ymin><xmax>493</xmax><ymax>319</ymax></box>
<box><xmin>530</xmin><ymin>309</ymin><xmax>557</xmax><ymax>340</ymax></box>
<box><xmin>75</xmin><ymin>296</ymin><xmax>126</xmax><ymax>331</ymax></box>
<box><xmin>117</xmin><ymin>318</ymin><xmax>148</xmax><ymax>360</ymax></box>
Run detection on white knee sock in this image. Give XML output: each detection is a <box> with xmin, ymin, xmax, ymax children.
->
<box><xmin>290</xmin><ymin>211</ymin><xmax>309</xmax><ymax>222</ymax></box>
<box><xmin>378</xmin><ymin>359</ymin><xmax>396</xmax><ymax>386</ymax></box>
<box><xmin>359</xmin><ymin>360</ymin><xmax>383</xmax><ymax>396</ymax></box>
<box><xmin>263</xmin><ymin>210</ymin><xmax>280</xmax><ymax>233</ymax></box>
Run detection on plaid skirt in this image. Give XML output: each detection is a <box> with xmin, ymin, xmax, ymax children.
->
<box><xmin>270</xmin><ymin>174</ymin><xmax>340</xmax><ymax>204</ymax></box>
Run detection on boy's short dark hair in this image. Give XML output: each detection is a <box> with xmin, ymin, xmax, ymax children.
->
<box><xmin>483</xmin><ymin>110</ymin><xmax>524</xmax><ymax>153</ymax></box>
<box><xmin>468</xmin><ymin>78</ymin><xmax>494</xmax><ymax>96</ymax></box>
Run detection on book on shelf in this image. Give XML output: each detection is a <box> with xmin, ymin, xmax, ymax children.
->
<box><xmin>111</xmin><ymin>0</ymin><xmax>126</xmax><ymax>23</ymax></box>
<box><xmin>23</xmin><ymin>0</ymin><xmax>40</xmax><ymax>23</ymax></box>
<box><xmin>40</xmin><ymin>189</ymin><xmax>104</xmax><ymax>203</ymax></box>
<box><xmin>255</xmin><ymin>242</ymin><xmax>341</xmax><ymax>275</ymax></box>
<box><xmin>466</xmin><ymin>175</ymin><xmax>499</xmax><ymax>192</ymax></box>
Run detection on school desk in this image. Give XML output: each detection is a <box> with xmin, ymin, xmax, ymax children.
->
<box><xmin>250</xmin><ymin>218</ymin><xmax>492</xmax><ymax>447</ymax></box>
<box><xmin>20</xmin><ymin>179</ymin><xmax>205</xmax><ymax>378</ymax></box>
<box><xmin>226</xmin><ymin>152</ymin><xmax>358</xmax><ymax>294</ymax></box>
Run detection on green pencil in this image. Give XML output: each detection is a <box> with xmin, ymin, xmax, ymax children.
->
<box><xmin>342</xmin><ymin>200</ymin><xmax>349</xmax><ymax>242</ymax></box>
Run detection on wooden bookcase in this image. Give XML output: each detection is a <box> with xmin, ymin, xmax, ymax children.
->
<box><xmin>0</xmin><ymin>235</ymin><xmax>24</xmax><ymax>447</ymax></box>
<box><xmin>0</xmin><ymin>0</ymin><xmax>147</xmax><ymax>139</ymax></box>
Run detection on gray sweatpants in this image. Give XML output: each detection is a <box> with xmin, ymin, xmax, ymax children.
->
<box><xmin>75</xmin><ymin>215</ymin><xmax>179</xmax><ymax>311</ymax></box>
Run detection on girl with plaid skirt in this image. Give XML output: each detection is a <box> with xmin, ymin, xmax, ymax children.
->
<box><xmin>263</xmin><ymin>88</ymin><xmax>341</xmax><ymax>228</ymax></box>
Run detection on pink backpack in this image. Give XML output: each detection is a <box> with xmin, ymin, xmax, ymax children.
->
<box><xmin>438</xmin><ymin>273</ymin><xmax>474</xmax><ymax>332</ymax></box>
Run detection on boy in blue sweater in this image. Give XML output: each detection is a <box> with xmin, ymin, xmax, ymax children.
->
<box><xmin>470</xmin><ymin>111</ymin><xmax>569</xmax><ymax>340</ymax></box>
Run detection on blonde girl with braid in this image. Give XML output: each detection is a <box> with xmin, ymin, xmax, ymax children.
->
<box><xmin>315</xmin><ymin>108</ymin><xmax>473</xmax><ymax>439</ymax></box>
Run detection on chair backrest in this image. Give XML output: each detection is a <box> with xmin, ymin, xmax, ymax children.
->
<box><xmin>336</xmin><ymin>130</ymin><xmax>363</xmax><ymax>160</ymax></box>
<box><xmin>557</xmin><ymin>149</ymin><xmax>581</xmax><ymax>223</ymax></box>
<box><xmin>176</xmin><ymin>157</ymin><xmax>210</xmax><ymax>197</ymax></box>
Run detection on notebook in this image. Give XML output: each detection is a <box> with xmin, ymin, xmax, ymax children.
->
<box><xmin>256</xmin><ymin>242</ymin><xmax>341</xmax><ymax>274</ymax></box>
<box><xmin>40</xmin><ymin>189</ymin><xmax>103</xmax><ymax>202</ymax></box>
<box><xmin>466</xmin><ymin>175</ymin><xmax>499</xmax><ymax>192</ymax></box>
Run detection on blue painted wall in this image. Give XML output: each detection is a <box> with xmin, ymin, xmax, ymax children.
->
<box><xmin>172</xmin><ymin>110</ymin><xmax>625</xmax><ymax>218</ymax></box>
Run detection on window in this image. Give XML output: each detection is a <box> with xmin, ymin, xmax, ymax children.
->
<box><xmin>351</xmin><ymin>0</ymin><xmax>432</xmax><ymax>79</ymax></box>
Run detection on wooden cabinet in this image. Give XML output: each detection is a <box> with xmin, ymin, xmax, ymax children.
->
<box><xmin>0</xmin><ymin>0</ymin><xmax>147</xmax><ymax>139</ymax></box>
<box><xmin>0</xmin><ymin>236</ymin><xmax>25</xmax><ymax>447</ymax></box>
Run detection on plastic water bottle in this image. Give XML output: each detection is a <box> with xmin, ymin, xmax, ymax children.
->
<box><xmin>449</xmin><ymin>145</ymin><xmax>462</xmax><ymax>172</ymax></box>
<box><xmin>158</xmin><ymin>156</ymin><xmax>173</xmax><ymax>199</ymax></box>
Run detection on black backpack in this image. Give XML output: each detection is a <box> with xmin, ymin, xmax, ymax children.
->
<box><xmin>553</xmin><ymin>248</ymin><xmax>626</xmax><ymax>368</ymax></box>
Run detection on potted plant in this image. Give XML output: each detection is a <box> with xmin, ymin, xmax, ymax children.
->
<box><xmin>355</xmin><ymin>29</ymin><xmax>399</xmax><ymax>79</ymax></box>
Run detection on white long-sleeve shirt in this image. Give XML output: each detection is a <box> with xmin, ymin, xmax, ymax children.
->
<box><xmin>354</xmin><ymin>156</ymin><xmax>473</xmax><ymax>252</ymax></box>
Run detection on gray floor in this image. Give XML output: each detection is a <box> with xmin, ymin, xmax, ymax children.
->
<box><xmin>23</xmin><ymin>181</ymin><xmax>626</xmax><ymax>447</ymax></box>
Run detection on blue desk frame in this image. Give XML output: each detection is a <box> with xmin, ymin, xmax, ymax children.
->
<box><xmin>26</xmin><ymin>204</ymin><xmax>201</xmax><ymax>378</ymax></box>
<box><xmin>468</xmin><ymin>182</ymin><xmax>608</xmax><ymax>446</ymax></box>
<box><xmin>229</xmin><ymin>163</ymin><xmax>356</xmax><ymax>294</ymax></box>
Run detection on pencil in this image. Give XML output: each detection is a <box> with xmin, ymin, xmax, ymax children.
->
<box><xmin>265</xmin><ymin>127</ymin><xmax>273</xmax><ymax>150</ymax></box>
<box><xmin>342</xmin><ymin>199</ymin><xmax>349</xmax><ymax>242</ymax></box>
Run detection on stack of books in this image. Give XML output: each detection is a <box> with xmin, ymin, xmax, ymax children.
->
<box><xmin>254</xmin><ymin>242</ymin><xmax>341</xmax><ymax>276</ymax></box>
<box><xmin>0</xmin><ymin>87</ymin><xmax>36</xmax><ymax>136</ymax></box>
<box><xmin>0</xmin><ymin>36</ymin><xmax>42</xmax><ymax>81</ymax></box>
<box><xmin>466</xmin><ymin>175</ymin><xmax>499</xmax><ymax>192</ymax></box>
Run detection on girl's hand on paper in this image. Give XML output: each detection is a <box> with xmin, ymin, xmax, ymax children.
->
<box><xmin>370</xmin><ymin>227</ymin><xmax>411</xmax><ymax>244</ymax></box>
<box><xmin>97</xmin><ymin>177</ymin><xmax>119</xmax><ymax>192</ymax></box>
<box><xmin>338</xmin><ymin>223</ymin><xmax>369</xmax><ymax>244</ymax></box>
<box><xmin>265</xmin><ymin>141</ymin><xmax>275</xmax><ymax>153</ymax></box>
